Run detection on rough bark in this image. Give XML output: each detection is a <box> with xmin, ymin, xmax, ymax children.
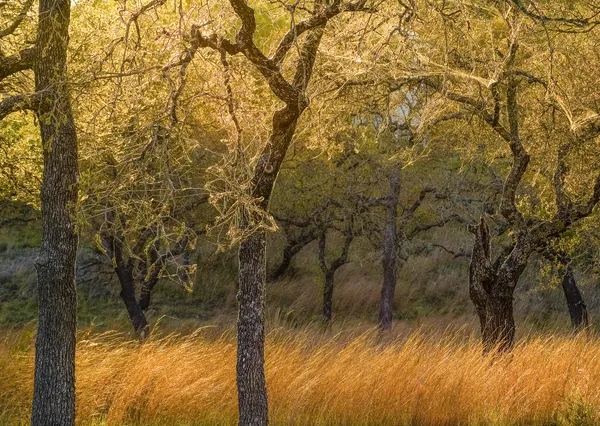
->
<box><xmin>561</xmin><ymin>266</ymin><xmax>588</xmax><ymax>329</ymax></box>
<box><xmin>468</xmin><ymin>218</ymin><xmax>521</xmax><ymax>351</ymax></box>
<box><xmin>30</xmin><ymin>0</ymin><xmax>79</xmax><ymax>424</ymax></box>
<box><xmin>468</xmin><ymin>218</ymin><xmax>493</xmax><ymax>333</ymax></box>
<box><xmin>480</xmin><ymin>289</ymin><xmax>516</xmax><ymax>351</ymax></box>
<box><xmin>236</xmin><ymin>106</ymin><xmax>302</xmax><ymax>426</ymax></box>
<box><xmin>237</xmin><ymin>230</ymin><xmax>268</xmax><ymax>426</ymax></box>
<box><xmin>235</xmin><ymin>21</ymin><xmax>326</xmax><ymax>422</ymax></box>
<box><xmin>378</xmin><ymin>166</ymin><xmax>401</xmax><ymax>330</ymax></box>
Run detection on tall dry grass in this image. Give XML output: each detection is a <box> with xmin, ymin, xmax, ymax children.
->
<box><xmin>1</xmin><ymin>326</ymin><xmax>600</xmax><ymax>425</ymax></box>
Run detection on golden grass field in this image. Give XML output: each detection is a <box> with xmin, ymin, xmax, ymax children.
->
<box><xmin>1</xmin><ymin>326</ymin><xmax>599</xmax><ymax>425</ymax></box>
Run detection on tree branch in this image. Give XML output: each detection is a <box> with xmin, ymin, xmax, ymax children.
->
<box><xmin>0</xmin><ymin>92</ymin><xmax>41</xmax><ymax>120</ymax></box>
<box><xmin>0</xmin><ymin>47</ymin><xmax>35</xmax><ymax>80</ymax></box>
<box><xmin>0</xmin><ymin>0</ymin><xmax>34</xmax><ymax>39</ymax></box>
<box><xmin>499</xmin><ymin>74</ymin><xmax>529</xmax><ymax>228</ymax></box>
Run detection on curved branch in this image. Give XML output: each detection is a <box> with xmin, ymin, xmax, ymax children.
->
<box><xmin>0</xmin><ymin>92</ymin><xmax>41</xmax><ymax>120</ymax></box>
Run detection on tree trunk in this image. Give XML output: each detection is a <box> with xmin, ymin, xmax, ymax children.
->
<box><xmin>468</xmin><ymin>218</ymin><xmax>520</xmax><ymax>352</ymax></box>
<box><xmin>31</xmin><ymin>0</ymin><xmax>79</xmax><ymax>424</ymax></box>
<box><xmin>481</xmin><ymin>291</ymin><xmax>516</xmax><ymax>351</ymax></box>
<box><xmin>379</xmin><ymin>214</ymin><xmax>398</xmax><ymax>330</ymax></box>
<box><xmin>561</xmin><ymin>266</ymin><xmax>588</xmax><ymax>329</ymax></box>
<box><xmin>323</xmin><ymin>271</ymin><xmax>334</xmax><ymax>322</ymax></box>
<box><xmin>139</xmin><ymin>274</ymin><xmax>159</xmax><ymax>312</ymax></box>
<box><xmin>469</xmin><ymin>268</ymin><xmax>489</xmax><ymax>335</ymax></box>
<box><xmin>237</xmin><ymin>230</ymin><xmax>268</xmax><ymax>426</ymax></box>
<box><xmin>234</xmin><ymin>104</ymin><xmax>302</xmax><ymax>426</ymax></box>
<box><xmin>271</xmin><ymin>245</ymin><xmax>293</xmax><ymax>280</ymax></box>
<box><xmin>470</xmin><ymin>269</ymin><xmax>517</xmax><ymax>351</ymax></box>
<box><xmin>115</xmin><ymin>265</ymin><xmax>149</xmax><ymax>338</ymax></box>
<box><xmin>234</xmin><ymin>16</ymin><xmax>323</xmax><ymax>422</ymax></box>
<box><xmin>378</xmin><ymin>167</ymin><xmax>400</xmax><ymax>330</ymax></box>
<box><xmin>107</xmin><ymin>234</ymin><xmax>150</xmax><ymax>338</ymax></box>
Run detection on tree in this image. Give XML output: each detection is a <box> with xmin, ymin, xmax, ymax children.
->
<box><xmin>402</xmin><ymin>1</ymin><xmax>600</xmax><ymax>350</ymax></box>
<box><xmin>317</xmin><ymin>211</ymin><xmax>354</xmax><ymax>322</ymax></box>
<box><xmin>541</xmin><ymin>250</ymin><xmax>589</xmax><ymax>330</ymax></box>
<box><xmin>25</xmin><ymin>0</ymin><xmax>79</xmax><ymax>423</ymax></box>
<box><xmin>64</xmin><ymin>0</ymin><xmax>214</xmax><ymax>339</ymax></box>
<box><xmin>0</xmin><ymin>0</ymin><xmax>79</xmax><ymax>423</ymax></box>
<box><xmin>164</xmin><ymin>1</ymin><xmax>376</xmax><ymax>423</ymax></box>
<box><xmin>84</xmin><ymin>126</ymin><xmax>207</xmax><ymax>338</ymax></box>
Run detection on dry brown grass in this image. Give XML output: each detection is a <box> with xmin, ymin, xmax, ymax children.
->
<box><xmin>1</xmin><ymin>326</ymin><xmax>600</xmax><ymax>425</ymax></box>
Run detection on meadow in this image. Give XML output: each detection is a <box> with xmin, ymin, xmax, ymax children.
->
<box><xmin>1</xmin><ymin>325</ymin><xmax>599</xmax><ymax>426</ymax></box>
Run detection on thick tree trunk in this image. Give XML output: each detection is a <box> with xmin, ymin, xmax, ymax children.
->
<box><xmin>561</xmin><ymin>266</ymin><xmax>588</xmax><ymax>329</ymax></box>
<box><xmin>234</xmin><ymin>16</ymin><xmax>323</xmax><ymax>423</ymax></box>
<box><xmin>481</xmin><ymin>291</ymin><xmax>516</xmax><ymax>351</ymax></box>
<box><xmin>31</xmin><ymin>0</ymin><xmax>79</xmax><ymax>424</ymax></box>
<box><xmin>237</xmin><ymin>230</ymin><xmax>268</xmax><ymax>426</ymax></box>
<box><xmin>378</xmin><ymin>167</ymin><xmax>400</xmax><ymax>330</ymax></box>
<box><xmin>470</xmin><ymin>271</ymin><xmax>517</xmax><ymax>351</ymax></box>
<box><xmin>323</xmin><ymin>271</ymin><xmax>334</xmax><ymax>322</ymax></box>
<box><xmin>468</xmin><ymin>218</ymin><xmax>521</xmax><ymax>352</ymax></box>
<box><xmin>235</xmin><ymin>105</ymin><xmax>302</xmax><ymax>426</ymax></box>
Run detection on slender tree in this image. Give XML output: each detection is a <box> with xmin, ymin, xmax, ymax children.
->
<box><xmin>167</xmin><ymin>1</ymin><xmax>374</xmax><ymax>423</ymax></box>
<box><xmin>318</xmin><ymin>218</ymin><xmax>354</xmax><ymax>322</ymax></box>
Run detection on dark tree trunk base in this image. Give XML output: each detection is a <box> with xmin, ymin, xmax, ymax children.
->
<box><xmin>481</xmin><ymin>294</ymin><xmax>516</xmax><ymax>352</ymax></box>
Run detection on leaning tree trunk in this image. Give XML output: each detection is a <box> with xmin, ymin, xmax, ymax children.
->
<box><xmin>561</xmin><ymin>265</ymin><xmax>588</xmax><ymax>329</ymax></box>
<box><xmin>378</xmin><ymin>166</ymin><xmax>401</xmax><ymax>330</ymax></box>
<box><xmin>272</xmin><ymin>244</ymin><xmax>295</xmax><ymax>281</ymax></box>
<box><xmin>31</xmin><ymin>0</ymin><xmax>79</xmax><ymax>424</ymax></box>
<box><xmin>114</xmin><ymin>264</ymin><xmax>149</xmax><ymax>338</ymax></box>
<box><xmin>106</xmin><ymin>235</ymin><xmax>149</xmax><ymax>338</ymax></box>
